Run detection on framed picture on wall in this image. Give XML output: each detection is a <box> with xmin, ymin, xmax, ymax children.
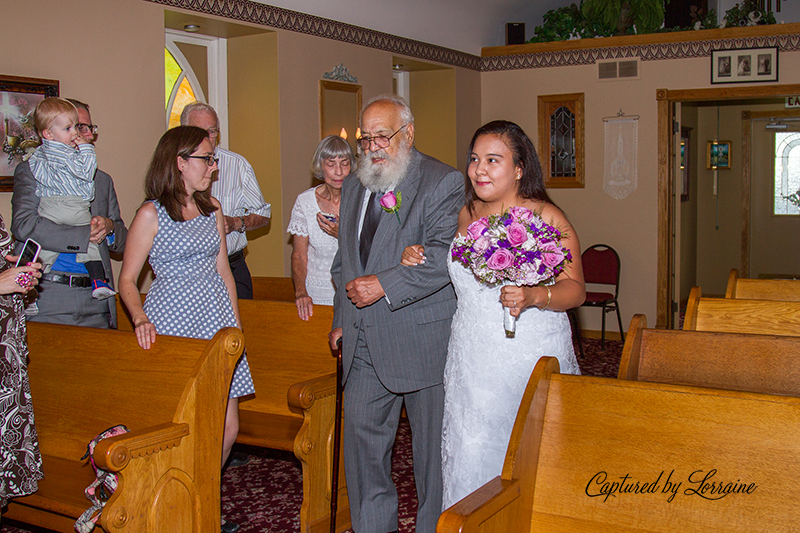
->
<box><xmin>0</xmin><ymin>75</ymin><xmax>60</xmax><ymax>191</ymax></box>
<box><xmin>706</xmin><ymin>140</ymin><xmax>731</xmax><ymax>170</ymax></box>
<box><xmin>711</xmin><ymin>47</ymin><xmax>778</xmax><ymax>84</ymax></box>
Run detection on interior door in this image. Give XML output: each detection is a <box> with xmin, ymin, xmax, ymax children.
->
<box><xmin>671</xmin><ymin>102</ymin><xmax>682</xmax><ymax>328</ymax></box>
<box><xmin>749</xmin><ymin>120</ymin><xmax>800</xmax><ymax>278</ymax></box>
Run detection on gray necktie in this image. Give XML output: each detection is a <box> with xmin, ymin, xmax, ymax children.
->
<box><xmin>359</xmin><ymin>191</ymin><xmax>382</xmax><ymax>269</ymax></box>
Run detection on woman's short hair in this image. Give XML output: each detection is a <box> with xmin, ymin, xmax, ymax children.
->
<box><xmin>465</xmin><ymin>120</ymin><xmax>554</xmax><ymax>213</ymax></box>
<box><xmin>311</xmin><ymin>135</ymin><xmax>357</xmax><ymax>179</ymax></box>
<box><xmin>33</xmin><ymin>97</ymin><xmax>78</xmax><ymax>135</ymax></box>
<box><xmin>145</xmin><ymin>126</ymin><xmax>217</xmax><ymax>221</ymax></box>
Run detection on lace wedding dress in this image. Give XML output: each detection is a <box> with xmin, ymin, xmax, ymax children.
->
<box><xmin>441</xmin><ymin>247</ymin><xmax>581</xmax><ymax>510</ymax></box>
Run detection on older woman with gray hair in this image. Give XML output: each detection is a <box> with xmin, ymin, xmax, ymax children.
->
<box><xmin>288</xmin><ymin>135</ymin><xmax>355</xmax><ymax>320</ymax></box>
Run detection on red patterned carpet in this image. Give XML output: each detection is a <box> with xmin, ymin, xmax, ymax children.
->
<box><xmin>1</xmin><ymin>337</ymin><xmax>621</xmax><ymax>533</ymax></box>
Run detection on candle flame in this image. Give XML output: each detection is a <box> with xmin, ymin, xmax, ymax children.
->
<box><xmin>340</xmin><ymin>127</ymin><xmax>347</xmax><ymax>140</ymax></box>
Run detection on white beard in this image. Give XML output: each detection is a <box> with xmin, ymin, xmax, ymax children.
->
<box><xmin>356</xmin><ymin>141</ymin><xmax>412</xmax><ymax>193</ymax></box>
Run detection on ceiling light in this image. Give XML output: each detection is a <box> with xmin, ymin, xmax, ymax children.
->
<box><xmin>184</xmin><ymin>24</ymin><xmax>200</xmax><ymax>32</ymax></box>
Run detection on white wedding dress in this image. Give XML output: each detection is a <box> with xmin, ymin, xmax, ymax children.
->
<box><xmin>441</xmin><ymin>247</ymin><xmax>581</xmax><ymax>510</ymax></box>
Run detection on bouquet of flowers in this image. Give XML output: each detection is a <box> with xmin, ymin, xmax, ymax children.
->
<box><xmin>451</xmin><ymin>206</ymin><xmax>572</xmax><ymax>337</ymax></box>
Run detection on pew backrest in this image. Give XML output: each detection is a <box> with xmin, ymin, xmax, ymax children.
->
<box><xmin>683</xmin><ymin>286</ymin><xmax>800</xmax><ymax>337</ymax></box>
<box><xmin>252</xmin><ymin>276</ymin><xmax>295</xmax><ymax>301</ymax></box>
<box><xmin>726</xmin><ymin>268</ymin><xmax>800</xmax><ymax>301</ymax></box>
<box><xmin>439</xmin><ymin>357</ymin><xmax>800</xmax><ymax>532</ymax></box>
<box><xmin>618</xmin><ymin>314</ymin><xmax>800</xmax><ymax>396</ymax></box>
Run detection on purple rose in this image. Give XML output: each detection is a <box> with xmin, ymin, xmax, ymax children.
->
<box><xmin>508</xmin><ymin>206</ymin><xmax>535</xmax><ymax>224</ymax></box>
<box><xmin>486</xmin><ymin>248</ymin><xmax>515</xmax><ymax>271</ymax></box>
<box><xmin>540</xmin><ymin>242</ymin><xmax>566</xmax><ymax>269</ymax></box>
<box><xmin>505</xmin><ymin>223</ymin><xmax>528</xmax><ymax>247</ymax></box>
<box><xmin>380</xmin><ymin>191</ymin><xmax>398</xmax><ymax>210</ymax></box>
<box><xmin>467</xmin><ymin>218</ymin><xmax>489</xmax><ymax>240</ymax></box>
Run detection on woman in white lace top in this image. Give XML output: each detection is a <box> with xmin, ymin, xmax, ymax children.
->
<box><xmin>288</xmin><ymin>135</ymin><xmax>355</xmax><ymax>320</ymax></box>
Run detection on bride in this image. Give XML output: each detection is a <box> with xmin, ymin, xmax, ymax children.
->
<box><xmin>401</xmin><ymin>120</ymin><xmax>585</xmax><ymax>509</ymax></box>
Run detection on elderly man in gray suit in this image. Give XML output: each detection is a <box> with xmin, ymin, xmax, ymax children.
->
<box><xmin>12</xmin><ymin>99</ymin><xmax>127</xmax><ymax>328</ymax></box>
<box><xmin>330</xmin><ymin>94</ymin><xmax>464</xmax><ymax>533</ymax></box>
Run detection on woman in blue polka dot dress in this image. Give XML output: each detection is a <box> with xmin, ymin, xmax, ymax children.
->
<box><xmin>119</xmin><ymin>126</ymin><xmax>254</xmax><ymax>469</ymax></box>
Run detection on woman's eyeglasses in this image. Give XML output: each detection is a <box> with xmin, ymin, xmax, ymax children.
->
<box><xmin>186</xmin><ymin>155</ymin><xmax>219</xmax><ymax>167</ymax></box>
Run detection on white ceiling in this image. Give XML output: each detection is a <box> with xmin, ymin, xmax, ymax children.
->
<box><xmin>256</xmin><ymin>0</ymin><xmax>565</xmax><ymax>55</ymax></box>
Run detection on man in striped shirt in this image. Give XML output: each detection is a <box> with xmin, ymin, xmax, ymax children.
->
<box><xmin>181</xmin><ymin>102</ymin><xmax>271</xmax><ymax>300</ymax></box>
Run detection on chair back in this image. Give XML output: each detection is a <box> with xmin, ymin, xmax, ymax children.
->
<box><xmin>581</xmin><ymin>244</ymin><xmax>620</xmax><ymax>291</ymax></box>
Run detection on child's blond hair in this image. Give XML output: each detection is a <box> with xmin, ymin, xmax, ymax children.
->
<box><xmin>33</xmin><ymin>97</ymin><xmax>78</xmax><ymax>135</ymax></box>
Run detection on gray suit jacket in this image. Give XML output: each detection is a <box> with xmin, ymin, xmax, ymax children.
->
<box><xmin>11</xmin><ymin>161</ymin><xmax>128</xmax><ymax>326</ymax></box>
<box><xmin>332</xmin><ymin>148</ymin><xmax>464</xmax><ymax>392</ymax></box>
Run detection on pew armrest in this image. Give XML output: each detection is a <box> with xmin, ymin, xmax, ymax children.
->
<box><xmin>437</xmin><ymin>477</ymin><xmax>523</xmax><ymax>533</ymax></box>
<box><xmin>288</xmin><ymin>372</ymin><xmax>337</xmax><ymax>412</ymax></box>
<box><xmin>94</xmin><ymin>422</ymin><xmax>190</xmax><ymax>471</ymax></box>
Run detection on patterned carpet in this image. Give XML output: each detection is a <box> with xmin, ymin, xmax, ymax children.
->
<box><xmin>1</xmin><ymin>336</ymin><xmax>621</xmax><ymax>533</ymax></box>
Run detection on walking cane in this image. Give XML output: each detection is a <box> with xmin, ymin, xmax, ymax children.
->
<box><xmin>330</xmin><ymin>339</ymin><xmax>344</xmax><ymax>533</ymax></box>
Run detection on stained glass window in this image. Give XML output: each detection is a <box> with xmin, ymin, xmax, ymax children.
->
<box><xmin>165</xmin><ymin>48</ymin><xmax>197</xmax><ymax>129</ymax></box>
<box><xmin>550</xmin><ymin>106</ymin><xmax>576</xmax><ymax>178</ymax></box>
<box><xmin>774</xmin><ymin>131</ymin><xmax>800</xmax><ymax>215</ymax></box>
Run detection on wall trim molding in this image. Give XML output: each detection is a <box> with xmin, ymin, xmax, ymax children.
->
<box><xmin>147</xmin><ymin>0</ymin><xmax>482</xmax><ymax>70</ymax></box>
<box><xmin>148</xmin><ymin>1</ymin><xmax>800</xmax><ymax>73</ymax></box>
<box><xmin>482</xmin><ymin>32</ymin><xmax>800</xmax><ymax>72</ymax></box>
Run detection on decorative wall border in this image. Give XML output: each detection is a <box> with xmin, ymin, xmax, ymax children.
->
<box><xmin>481</xmin><ymin>33</ymin><xmax>800</xmax><ymax>72</ymax></box>
<box><xmin>147</xmin><ymin>0</ymin><xmax>482</xmax><ymax>70</ymax></box>
<box><xmin>147</xmin><ymin>0</ymin><xmax>800</xmax><ymax>73</ymax></box>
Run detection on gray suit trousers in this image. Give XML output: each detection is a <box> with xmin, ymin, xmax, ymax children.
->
<box><xmin>344</xmin><ymin>327</ymin><xmax>444</xmax><ymax>533</ymax></box>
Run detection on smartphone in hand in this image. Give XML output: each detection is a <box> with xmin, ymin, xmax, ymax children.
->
<box><xmin>16</xmin><ymin>238</ymin><xmax>41</xmax><ymax>267</ymax></box>
<box><xmin>320</xmin><ymin>212</ymin><xmax>337</xmax><ymax>223</ymax></box>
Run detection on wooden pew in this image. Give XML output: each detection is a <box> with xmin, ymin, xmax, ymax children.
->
<box><xmin>251</xmin><ymin>276</ymin><xmax>295</xmax><ymax>301</ymax></box>
<box><xmin>4</xmin><ymin>323</ymin><xmax>243</xmax><ymax>533</ymax></box>
<box><xmin>683</xmin><ymin>285</ymin><xmax>800</xmax><ymax>337</ymax></box>
<box><xmin>116</xmin><ymin>297</ymin><xmax>349</xmax><ymax>533</ymax></box>
<box><xmin>619</xmin><ymin>314</ymin><xmax>800</xmax><ymax>396</ymax></box>
<box><xmin>726</xmin><ymin>268</ymin><xmax>800</xmax><ymax>301</ymax></box>
<box><xmin>438</xmin><ymin>356</ymin><xmax>800</xmax><ymax>532</ymax></box>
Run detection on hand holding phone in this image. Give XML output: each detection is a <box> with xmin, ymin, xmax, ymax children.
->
<box><xmin>319</xmin><ymin>212</ymin><xmax>337</xmax><ymax>223</ymax></box>
<box><xmin>16</xmin><ymin>238</ymin><xmax>41</xmax><ymax>267</ymax></box>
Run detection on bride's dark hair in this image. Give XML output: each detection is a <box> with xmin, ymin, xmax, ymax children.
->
<box><xmin>465</xmin><ymin>120</ymin><xmax>555</xmax><ymax>214</ymax></box>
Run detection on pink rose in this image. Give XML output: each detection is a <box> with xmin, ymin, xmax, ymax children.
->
<box><xmin>505</xmin><ymin>223</ymin><xmax>528</xmax><ymax>247</ymax></box>
<box><xmin>540</xmin><ymin>242</ymin><xmax>565</xmax><ymax>268</ymax></box>
<box><xmin>486</xmin><ymin>248</ymin><xmax>515</xmax><ymax>271</ymax></box>
<box><xmin>467</xmin><ymin>218</ymin><xmax>489</xmax><ymax>240</ymax></box>
<box><xmin>380</xmin><ymin>191</ymin><xmax>398</xmax><ymax>210</ymax></box>
<box><xmin>473</xmin><ymin>235</ymin><xmax>491</xmax><ymax>253</ymax></box>
<box><xmin>508</xmin><ymin>206</ymin><xmax>534</xmax><ymax>224</ymax></box>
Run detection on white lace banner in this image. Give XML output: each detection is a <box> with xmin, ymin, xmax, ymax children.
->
<box><xmin>603</xmin><ymin>117</ymin><xmax>638</xmax><ymax>200</ymax></box>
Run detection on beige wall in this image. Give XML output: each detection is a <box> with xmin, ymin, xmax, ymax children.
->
<box><xmin>228</xmin><ymin>31</ymin><xmax>283</xmax><ymax>276</ymax></box>
<box><xmin>410</xmin><ymin>69</ymin><xmax>457</xmax><ymax>167</ymax></box>
<box><xmin>0</xmin><ymin>0</ymin><xmax>166</xmax><ymax>285</ymax></box>
<box><xmin>481</xmin><ymin>52</ymin><xmax>800</xmax><ymax>332</ymax></box>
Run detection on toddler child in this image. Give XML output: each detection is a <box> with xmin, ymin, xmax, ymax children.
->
<box><xmin>28</xmin><ymin>97</ymin><xmax>114</xmax><ymax>299</ymax></box>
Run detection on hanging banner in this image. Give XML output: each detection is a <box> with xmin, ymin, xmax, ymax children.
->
<box><xmin>603</xmin><ymin>117</ymin><xmax>638</xmax><ymax>200</ymax></box>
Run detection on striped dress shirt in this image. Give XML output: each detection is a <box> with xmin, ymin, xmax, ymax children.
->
<box><xmin>212</xmin><ymin>147</ymin><xmax>271</xmax><ymax>254</ymax></box>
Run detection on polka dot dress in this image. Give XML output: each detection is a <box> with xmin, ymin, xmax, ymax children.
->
<box><xmin>144</xmin><ymin>201</ymin><xmax>255</xmax><ymax>398</ymax></box>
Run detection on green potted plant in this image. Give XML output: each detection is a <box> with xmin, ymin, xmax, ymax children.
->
<box><xmin>582</xmin><ymin>0</ymin><xmax>668</xmax><ymax>36</ymax></box>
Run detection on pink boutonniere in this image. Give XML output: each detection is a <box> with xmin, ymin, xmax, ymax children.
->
<box><xmin>380</xmin><ymin>190</ymin><xmax>402</xmax><ymax>224</ymax></box>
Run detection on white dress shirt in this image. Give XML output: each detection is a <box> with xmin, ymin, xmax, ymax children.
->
<box><xmin>212</xmin><ymin>147</ymin><xmax>271</xmax><ymax>254</ymax></box>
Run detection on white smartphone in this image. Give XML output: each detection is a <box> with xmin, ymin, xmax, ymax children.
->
<box><xmin>320</xmin><ymin>212</ymin><xmax>337</xmax><ymax>223</ymax></box>
<box><xmin>16</xmin><ymin>238</ymin><xmax>41</xmax><ymax>267</ymax></box>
